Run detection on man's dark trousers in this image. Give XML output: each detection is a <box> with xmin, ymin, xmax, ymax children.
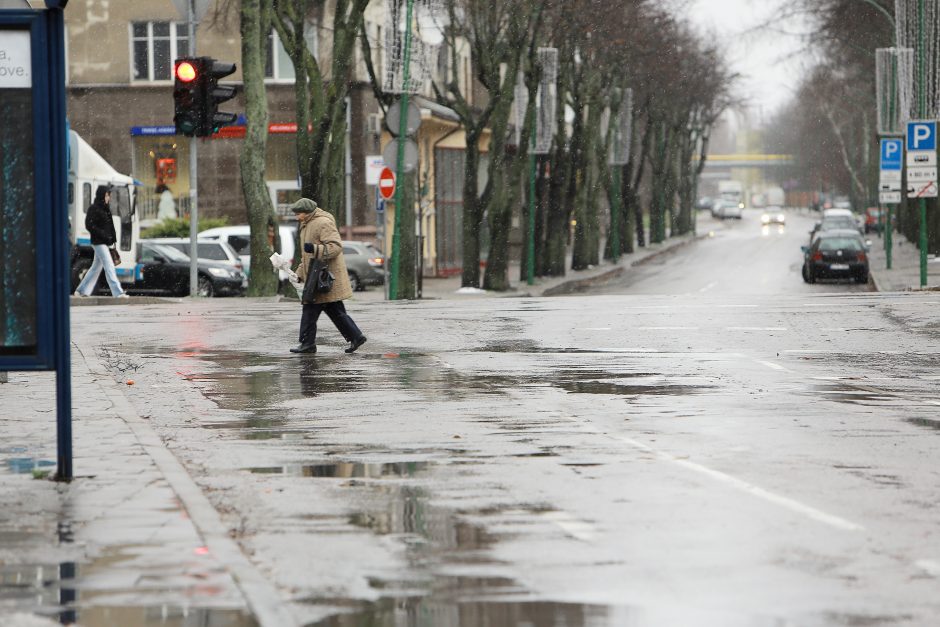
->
<box><xmin>299</xmin><ymin>301</ymin><xmax>362</xmax><ymax>345</ymax></box>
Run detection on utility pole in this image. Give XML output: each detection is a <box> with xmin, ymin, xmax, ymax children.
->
<box><xmin>916</xmin><ymin>0</ymin><xmax>928</xmax><ymax>287</ymax></box>
<box><xmin>188</xmin><ymin>0</ymin><xmax>199</xmax><ymax>297</ymax></box>
<box><xmin>527</xmin><ymin>110</ymin><xmax>536</xmax><ymax>285</ymax></box>
<box><xmin>388</xmin><ymin>0</ymin><xmax>414</xmax><ymax>300</ymax></box>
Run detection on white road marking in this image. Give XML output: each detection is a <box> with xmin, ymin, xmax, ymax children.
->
<box><xmin>542</xmin><ymin>511</ymin><xmax>597</xmax><ymax>542</ymax></box>
<box><xmin>556</xmin><ymin>415</ymin><xmax>862</xmax><ymax>532</ymax></box>
<box><xmin>699</xmin><ymin>281</ymin><xmax>718</xmax><ymax>293</ymax></box>
<box><xmin>583</xmin><ymin>327</ymin><xmax>612</xmax><ymax>331</ymax></box>
<box><xmin>717</xmin><ymin>304</ymin><xmax>759</xmax><ymax>308</ymax></box>
<box><xmin>727</xmin><ymin>327</ymin><xmax>788</xmax><ymax>332</ymax></box>
<box><xmin>916</xmin><ymin>560</ymin><xmax>940</xmax><ymax>577</ymax></box>
<box><xmin>756</xmin><ymin>360</ymin><xmax>791</xmax><ymax>373</ymax></box>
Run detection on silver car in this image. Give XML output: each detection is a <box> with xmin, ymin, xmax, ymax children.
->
<box><xmin>342</xmin><ymin>241</ymin><xmax>385</xmax><ymax>291</ymax></box>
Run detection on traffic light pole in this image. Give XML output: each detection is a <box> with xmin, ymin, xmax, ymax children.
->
<box><xmin>188</xmin><ymin>0</ymin><xmax>199</xmax><ymax>297</ymax></box>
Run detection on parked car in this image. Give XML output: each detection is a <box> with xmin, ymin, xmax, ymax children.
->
<box><xmin>695</xmin><ymin>197</ymin><xmax>714</xmax><ymax>211</ymax></box>
<box><xmin>717</xmin><ymin>201</ymin><xmax>744</xmax><ymax>219</ymax></box>
<box><xmin>810</xmin><ymin>215</ymin><xmax>862</xmax><ymax>243</ymax></box>
<box><xmin>342</xmin><ymin>241</ymin><xmax>385</xmax><ymax>291</ymax></box>
<box><xmin>864</xmin><ymin>207</ymin><xmax>884</xmax><ymax>234</ymax></box>
<box><xmin>198</xmin><ymin>225</ymin><xmax>297</xmax><ymax>281</ymax></box>
<box><xmin>125</xmin><ymin>242</ymin><xmax>247</xmax><ymax>297</ymax></box>
<box><xmin>143</xmin><ymin>237</ymin><xmax>244</xmax><ymax>273</ymax></box>
<box><xmin>801</xmin><ymin>229</ymin><xmax>870</xmax><ymax>284</ymax></box>
<box><xmin>761</xmin><ymin>207</ymin><xmax>786</xmax><ymax>225</ymax></box>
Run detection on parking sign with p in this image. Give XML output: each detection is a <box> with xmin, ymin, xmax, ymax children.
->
<box><xmin>881</xmin><ymin>138</ymin><xmax>903</xmax><ymax>171</ymax></box>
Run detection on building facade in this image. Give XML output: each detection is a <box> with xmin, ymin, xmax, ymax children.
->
<box><xmin>65</xmin><ymin>0</ymin><xmax>491</xmax><ymax>276</ymax></box>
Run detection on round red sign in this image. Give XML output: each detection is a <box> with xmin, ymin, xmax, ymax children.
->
<box><xmin>378</xmin><ymin>167</ymin><xmax>396</xmax><ymax>200</ymax></box>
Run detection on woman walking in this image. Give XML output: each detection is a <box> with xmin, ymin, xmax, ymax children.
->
<box><xmin>75</xmin><ymin>185</ymin><xmax>128</xmax><ymax>298</ymax></box>
<box><xmin>290</xmin><ymin>198</ymin><xmax>366</xmax><ymax>354</ymax></box>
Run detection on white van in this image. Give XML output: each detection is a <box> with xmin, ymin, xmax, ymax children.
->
<box><xmin>68</xmin><ymin>131</ymin><xmax>139</xmax><ymax>291</ymax></box>
<box><xmin>198</xmin><ymin>224</ymin><xmax>297</xmax><ymax>285</ymax></box>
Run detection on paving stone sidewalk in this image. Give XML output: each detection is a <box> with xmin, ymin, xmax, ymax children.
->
<box><xmin>867</xmin><ymin>229</ymin><xmax>940</xmax><ymax>292</ymax></box>
<box><xmin>0</xmin><ymin>345</ymin><xmax>286</xmax><ymax>626</ymax></box>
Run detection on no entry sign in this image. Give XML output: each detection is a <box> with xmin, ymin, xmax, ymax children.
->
<box><xmin>378</xmin><ymin>167</ymin><xmax>396</xmax><ymax>200</ymax></box>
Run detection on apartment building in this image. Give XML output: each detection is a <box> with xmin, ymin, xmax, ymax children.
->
<box><xmin>65</xmin><ymin>0</ymin><xmax>488</xmax><ymax>275</ymax></box>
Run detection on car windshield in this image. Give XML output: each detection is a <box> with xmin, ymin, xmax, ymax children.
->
<box><xmin>143</xmin><ymin>243</ymin><xmax>190</xmax><ymax>262</ymax></box>
<box><xmin>818</xmin><ymin>237</ymin><xmax>863</xmax><ymax>251</ymax></box>
<box><xmin>820</xmin><ymin>217</ymin><xmax>856</xmax><ymax>230</ymax></box>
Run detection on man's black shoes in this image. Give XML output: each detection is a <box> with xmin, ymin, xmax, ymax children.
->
<box><xmin>345</xmin><ymin>336</ymin><xmax>367</xmax><ymax>354</ymax></box>
<box><xmin>290</xmin><ymin>343</ymin><xmax>317</xmax><ymax>354</ymax></box>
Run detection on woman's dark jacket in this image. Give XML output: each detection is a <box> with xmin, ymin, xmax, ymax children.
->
<box><xmin>85</xmin><ymin>186</ymin><xmax>116</xmax><ymax>246</ymax></box>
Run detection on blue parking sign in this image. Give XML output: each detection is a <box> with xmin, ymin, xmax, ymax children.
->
<box><xmin>906</xmin><ymin>120</ymin><xmax>937</xmax><ymax>152</ymax></box>
<box><xmin>881</xmin><ymin>138</ymin><xmax>903</xmax><ymax>171</ymax></box>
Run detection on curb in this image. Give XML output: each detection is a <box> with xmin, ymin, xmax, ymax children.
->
<box><xmin>73</xmin><ymin>343</ymin><xmax>299</xmax><ymax>627</ymax></box>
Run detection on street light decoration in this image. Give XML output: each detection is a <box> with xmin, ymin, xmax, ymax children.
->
<box><xmin>894</xmin><ymin>0</ymin><xmax>940</xmax><ymax>119</ymax></box>
<box><xmin>534</xmin><ymin>47</ymin><xmax>558</xmax><ymax>155</ymax></box>
<box><xmin>608</xmin><ymin>88</ymin><xmax>633</xmax><ymax>166</ymax></box>
<box><xmin>877</xmin><ymin>48</ymin><xmax>914</xmax><ymax>134</ymax></box>
<box><xmin>383</xmin><ymin>0</ymin><xmax>443</xmax><ymax>94</ymax></box>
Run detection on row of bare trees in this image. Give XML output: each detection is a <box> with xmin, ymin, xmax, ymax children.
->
<box><xmin>229</xmin><ymin>0</ymin><xmax>735</xmax><ymax>295</ymax></box>
<box><xmin>767</xmin><ymin>0</ymin><xmax>940</xmax><ymax>253</ymax></box>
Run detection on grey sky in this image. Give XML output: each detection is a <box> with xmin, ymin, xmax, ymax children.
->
<box><xmin>686</xmin><ymin>0</ymin><xmax>808</xmax><ymax>119</ymax></box>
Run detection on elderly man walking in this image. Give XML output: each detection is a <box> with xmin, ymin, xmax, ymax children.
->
<box><xmin>290</xmin><ymin>198</ymin><xmax>367</xmax><ymax>354</ymax></box>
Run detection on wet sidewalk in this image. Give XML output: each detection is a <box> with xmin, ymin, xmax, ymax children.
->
<box><xmin>867</xmin><ymin>229</ymin><xmax>940</xmax><ymax>292</ymax></box>
<box><xmin>0</xmin><ymin>346</ymin><xmax>291</xmax><ymax>626</ymax></box>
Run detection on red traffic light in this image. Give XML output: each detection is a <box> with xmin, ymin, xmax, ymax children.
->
<box><xmin>176</xmin><ymin>61</ymin><xmax>197</xmax><ymax>82</ymax></box>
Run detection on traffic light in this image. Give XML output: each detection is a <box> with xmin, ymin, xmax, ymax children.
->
<box><xmin>173</xmin><ymin>57</ymin><xmax>238</xmax><ymax>137</ymax></box>
<box><xmin>173</xmin><ymin>58</ymin><xmax>203</xmax><ymax>137</ymax></box>
<box><xmin>204</xmin><ymin>60</ymin><xmax>238</xmax><ymax>134</ymax></box>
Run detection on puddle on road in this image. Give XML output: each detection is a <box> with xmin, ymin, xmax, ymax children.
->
<box><xmin>247</xmin><ymin>461</ymin><xmax>430</xmax><ymax>478</ymax></box>
<box><xmin>0</xmin><ymin>529</ymin><xmax>257</xmax><ymax>627</ymax></box>
<box><xmin>808</xmin><ymin>384</ymin><xmax>898</xmax><ymax>406</ymax></box>
<box><xmin>906</xmin><ymin>418</ymin><xmax>940</xmax><ymax>431</ymax></box>
<box><xmin>308</xmin><ymin>595</ymin><xmax>610</xmax><ymax>627</ymax></box>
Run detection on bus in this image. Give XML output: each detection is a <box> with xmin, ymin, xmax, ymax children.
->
<box><xmin>68</xmin><ymin>131</ymin><xmax>139</xmax><ymax>292</ymax></box>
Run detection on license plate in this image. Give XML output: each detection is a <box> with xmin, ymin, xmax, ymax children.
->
<box><xmin>830</xmin><ymin>264</ymin><xmax>850</xmax><ymax>270</ymax></box>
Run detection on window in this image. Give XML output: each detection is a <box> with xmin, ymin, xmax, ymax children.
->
<box><xmin>266</xmin><ymin>25</ymin><xmax>317</xmax><ymax>82</ymax></box>
<box><xmin>131</xmin><ymin>21</ymin><xmax>190</xmax><ymax>82</ymax></box>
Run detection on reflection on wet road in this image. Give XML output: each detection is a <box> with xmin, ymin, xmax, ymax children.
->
<box><xmin>49</xmin><ymin>278</ymin><xmax>940</xmax><ymax>626</ymax></box>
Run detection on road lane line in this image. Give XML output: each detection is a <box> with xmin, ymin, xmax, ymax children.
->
<box><xmin>699</xmin><ymin>281</ymin><xmax>718</xmax><ymax>293</ymax></box>
<box><xmin>555</xmin><ymin>414</ymin><xmax>862</xmax><ymax>532</ymax></box>
<box><xmin>727</xmin><ymin>327</ymin><xmax>788</xmax><ymax>332</ymax></box>
<box><xmin>916</xmin><ymin>560</ymin><xmax>940</xmax><ymax>577</ymax></box>
<box><xmin>607</xmin><ymin>433</ymin><xmax>863</xmax><ymax>532</ymax></box>
<box><xmin>756</xmin><ymin>360</ymin><xmax>792</xmax><ymax>373</ymax></box>
<box><xmin>542</xmin><ymin>511</ymin><xmax>597</xmax><ymax>542</ymax></box>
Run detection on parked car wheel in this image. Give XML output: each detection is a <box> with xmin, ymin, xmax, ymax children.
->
<box><xmin>197</xmin><ymin>275</ymin><xmax>214</xmax><ymax>297</ymax></box>
<box><xmin>801</xmin><ymin>263</ymin><xmax>810</xmax><ymax>284</ymax></box>
<box><xmin>348</xmin><ymin>271</ymin><xmax>361</xmax><ymax>292</ymax></box>
<box><xmin>71</xmin><ymin>256</ymin><xmax>93</xmax><ymax>293</ymax></box>
<box><xmin>856</xmin><ymin>272</ymin><xmax>869</xmax><ymax>284</ymax></box>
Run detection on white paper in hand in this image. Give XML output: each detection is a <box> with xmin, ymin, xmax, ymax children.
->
<box><xmin>269</xmin><ymin>252</ymin><xmax>299</xmax><ymax>282</ymax></box>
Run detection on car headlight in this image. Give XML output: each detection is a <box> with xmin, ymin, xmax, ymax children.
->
<box><xmin>777</xmin><ymin>214</ymin><xmax>786</xmax><ymax>222</ymax></box>
<box><xmin>208</xmin><ymin>267</ymin><xmax>230</xmax><ymax>277</ymax></box>
<box><xmin>761</xmin><ymin>214</ymin><xmax>770</xmax><ymax>224</ymax></box>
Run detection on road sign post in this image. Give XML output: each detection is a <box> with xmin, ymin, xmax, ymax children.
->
<box><xmin>906</xmin><ymin>120</ymin><xmax>937</xmax><ymax>286</ymax></box>
<box><xmin>880</xmin><ymin>138</ymin><xmax>904</xmax><ymax>269</ymax></box>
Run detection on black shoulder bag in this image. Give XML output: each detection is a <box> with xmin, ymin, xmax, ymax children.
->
<box><xmin>301</xmin><ymin>258</ymin><xmax>335</xmax><ymax>301</ymax></box>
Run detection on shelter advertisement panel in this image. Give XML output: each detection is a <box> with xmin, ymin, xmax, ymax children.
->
<box><xmin>0</xmin><ymin>28</ymin><xmax>37</xmax><ymax>353</ymax></box>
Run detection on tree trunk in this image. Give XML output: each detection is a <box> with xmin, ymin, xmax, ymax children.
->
<box><xmin>240</xmin><ymin>0</ymin><xmax>279</xmax><ymax>296</ymax></box>
<box><xmin>461</xmin><ymin>131</ymin><xmax>483</xmax><ymax>287</ymax></box>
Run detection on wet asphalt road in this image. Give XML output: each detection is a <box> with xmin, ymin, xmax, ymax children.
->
<box><xmin>66</xmin><ymin>209</ymin><xmax>940</xmax><ymax>626</ymax></box>
<box><xmin>589</xmin><ymin>209</ymin><xmax>872</xmax><ymax>296</ymax></box>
